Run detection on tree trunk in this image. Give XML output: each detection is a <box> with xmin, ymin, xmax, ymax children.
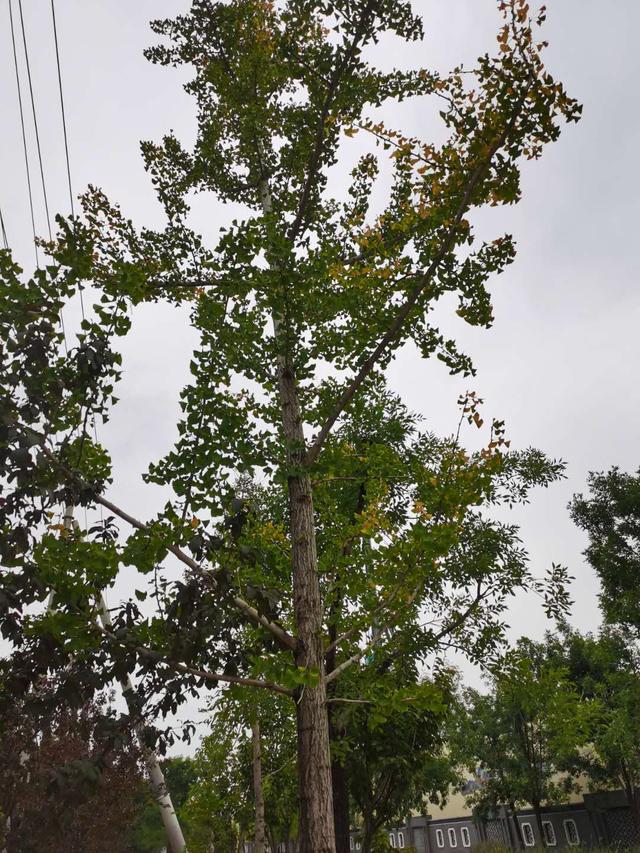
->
<box><xmin>508</xmin><ymin>801</ymin><xmax>524</xmax><ymax>849</ymax></box>
<box><xmin>252</xmin><ymin>719</ymin><xmax>266</xmax><ymax>853</ymax></box>
<box><xmin>146</xmin><ymin>754</ymin><xmax>187</xmax><ymax>853</ymax></box>
<box><xmin>98</xmin><ymin>595</ymin><xmax>186</xmax><ymax>852</ymax></box>
<box><xmin>327</xmin><ymin>642</ymin><xmax>351</xmax><ymax>853</ymax></box>
<box><xmin>260</xmin><ymin>175</ymin><xmax>335</xmax><ymax>853</ymax></box>
<box><xmin>326</xmin><ymin>482</ymin><xmax>364</xmax><ymax>853</ymax></box>
<box><xmin>282</xmin><ymin>380</ymin><xmax>336</xmax><ymax>853</ymax></box>
<box><xmin>330</xmin><ymin>746</ymin><xmax>351</xmax><ymax>853</ymax></box>
<box><xmin>361</xmin><ymin>814</ymin><xmax>377</xmax><ymax>853</ymax></box>
<box><xmin>532</xmin><ymin>803</ymin><xmax>544</xmax><ymax>848</ymax></box>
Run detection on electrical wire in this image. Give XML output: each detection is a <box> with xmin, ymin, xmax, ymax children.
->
<box><xmin>49</xmin><ymin>0</ymin><xmax>98</xmax><ymax>526</ymax></box>
<box><xmin>0</xmin><ymin>206</ymin><xmax>8</xmax><ymax>250</ymax></box>
<box><xmin>50</xmin><ymin>0</ymin><xmax>74</xmax><ymax>220</ymax></box>
<box><xmin>17</xmin><ymin>0</ymin><xmax>53</xmax><ymax>242</ymax></box>
<box><xmin>50</xmin><ymin>0</ymin><xmax>85</xmax><ymax>321</ymax></box>
<box><xmin>8</xmin><ymin>0</ymin><xmax>39</xmax><ymax>268</ymax></box>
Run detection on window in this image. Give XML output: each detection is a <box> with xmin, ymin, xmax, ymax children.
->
<box><xmin>398</xmin><ymin>832</ymin><xmax>405</xmax><ymax>848</ymax></box>
<box><xmin>389</xmin><ymin>835</ymin><xmax>396</xmax><ymax>848</ymax></box>
<box><xmin>543</xmin><ymin>821</ymin><xmax>557</xmax><ymax>847</ymax></box>
<box><xmin>448</xmin><ymin>828</ymin><xmax>458</xmax><ymax>847</ymax></box>
<box><xmin>461</xmin><ymin>826</ymin><xmax>471</xmax><ymax>848</ymax></box>
<box><xmin>521</xmin><ymin>823</ymin><xmax>535</xmax><ymax>847</ymax></box>
<box><xmin>564</xmin><ymin>819</ymin><xmax>580</xmax><ymax>846</ymax></box>
<box><xmin>436</xmin><ymin>829</ymin><xmax>445</xmax><ymax>848</ymax></box>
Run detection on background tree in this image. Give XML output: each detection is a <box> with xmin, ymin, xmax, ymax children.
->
<box><xmin>450</xmin><ymin>687</ymin><xmax>526</xmax><ymax>847</ymax></box>
<box><xmin>0</xmin><ymin>1</ymin><xmax>580</xmax><ymax>850</ymax></box>
<box><xmin>570</xmin><ymin>467</ymin><xmax>640</xmax><ymax>633</ymax></box>
<box><xmin>455</xmin><ymin>639</ymin><xmax>588</xmax><ymax>842</ymax></box>
<box><xmin>0</xmin><ymin>689</ymin><xmax>142</xmax><ymax>853</ymax></box>
<box><xmin>339</xmin><ymin>671</ymin><xmax>457</xmax><ymax>853</ymax></box>
<box><xmin>545</xmin><ymin>624</ymin><xmax>640</xmax><ymax>838</ymax></box>
<box><xmin>183</xmin><ymin>688</ymin><xmax>298</xmax><ymax>852</ymax></box>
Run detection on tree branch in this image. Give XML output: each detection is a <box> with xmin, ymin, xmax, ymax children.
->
<box><xmin>40</xmin><ymin>445</ymin><xmax>297</xmax><ymax>652</ymax></box>
<box><xmin>325</xmin><ymin>585</ymin><xmax>401</xmax><ymax>656</ymax></box>
<box><xmin>305</xmin><ymin>94</ymin><xmax>529</xmax><ymax>467</ymax></box>
<box><xmin>325</xmin><ymin>627</ymin><xmax>385</xmax><ymax>684</ymax></box>
<box><xmin>96</xmin><ymin>621</ymin><xmax>294</xmax><ymax>698</ymax></box>
<box><xmin>429</xmin><ymin>581</ymin><xmax>487</xmax><ymax>644</ymax></box>
<box><xmin>287</xmin><ymin>0</ymin><xmax>377</xmax><ymax>244</ymax></box>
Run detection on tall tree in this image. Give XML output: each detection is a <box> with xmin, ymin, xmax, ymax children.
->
<box><xmin>570</xmin><ymin>468</ymin><xmax>640</xmax><ymax>633</ymax></box>
<box><xmin>0</xmin><ymin>2</ymin><xmax>580</xmax><ymax>850</ymax></box>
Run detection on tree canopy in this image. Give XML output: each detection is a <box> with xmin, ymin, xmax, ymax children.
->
<box><xmin>0</xmin><ymin>2</ymin><xmax>580</xmax><ymax>850</ymax></box>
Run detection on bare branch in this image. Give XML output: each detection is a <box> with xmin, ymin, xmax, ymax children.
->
<box><xmin>324</xmin><ymin>627</ymin><xmax>385</xmax><ymax>684</ymax></box>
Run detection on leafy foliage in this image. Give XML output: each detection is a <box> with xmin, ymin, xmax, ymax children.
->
<box><xmin>0</xmin><ymin>688</ymin><xmax>143</xmax><ymax>853</ymax></box>
<box><xmin>182</xmin><ymin>689</ymin><xmax>298</xmax><ymax>852</ymax></box>
<box><xmin>545</xmin><ymin>624</ymin><xmax>640</xmax><ymax>831</ymax></box>
<box><xmin>570</xmin><ymin>467</ymin><xmax>640</xmax><ymax>633</ymax></box>
<box><xmin>337</xmin><ymin>667</ymin><xmax>457</xmax><ymax>853</ymax></box>
<box><xmin>453</xmin><ymin>638</ymin><xmax>589</xmax><ymax>824</ymax></box>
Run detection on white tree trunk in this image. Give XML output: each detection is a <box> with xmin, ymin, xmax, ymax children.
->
<box><xmin>57</xmin><ymin>508</ymin><xmax>186</xmax><ymax>850</ymax></box>
<box><xmin>97</xmin><ymin>595</ymin><xmax>186</xmax><ymax>852</ymax></box>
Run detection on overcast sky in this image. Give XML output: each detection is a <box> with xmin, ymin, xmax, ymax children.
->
<box><xmin>2</xmin><ymin>1</ymin><xmax>640</xmax><ymax>743</ymax></box>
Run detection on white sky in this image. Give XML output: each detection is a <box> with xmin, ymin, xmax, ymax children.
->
<box><xmin>2</xmin><ymin>0</ymin><xmax>640</xmax><ymax>746</ymax></box>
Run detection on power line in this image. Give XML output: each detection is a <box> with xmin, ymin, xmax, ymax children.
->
<box><xmin>50</xmin><ymin>0</ymin><xmax>85</xmax><ymax>320</ymax></box>
<box><xmin>50</xmin><ymin>0</ymin><xmax>74</xmax><ymax>220</ymax></box>
<box><xmin>49</xmin><ymin>0</ymin><xmax>95</xmax><ymax>501</ymax></box>
<box><xmin>8</xmin><ymin>0</ymin><xmax>39</xmax><ymax>267</ymax></box>
<box><xmin>17</xmin><ymin>0</ymin><xmax>53</xmax><ymax>242</ymax></box>
<box><xmin>0</xmin><ymin>206</ymin><xmax>8</xmax><ymax>250</ymax></box>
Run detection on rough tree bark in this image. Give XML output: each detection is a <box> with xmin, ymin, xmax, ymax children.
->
<box><xmin>285</xmin><ymin>415</ymin><xmax>336</xmax><ymax>853</ymax></box>
<box><xmin>252</xmin><ymin>719</ymin><xmax>266</xmax><ymax>853</ymax></box>
<box><xmin>260</xmin><ymin>174</ymin><xmax>336</xmax><ymax>852</ymax></box>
